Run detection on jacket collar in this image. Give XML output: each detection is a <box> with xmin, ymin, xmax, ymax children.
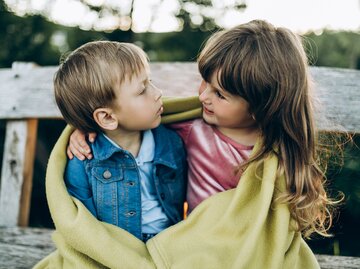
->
<box><xmin>91</xmin><ymin>127</ymin><xmax>179</xmax><ymax>170</ymax></box>
<box><xmin>152</xmin><ymin>125</ymin><xmax>179</xmax><ymax>170</ymax></box>
<box><xmin>91</xmin><ymin>133</ymin><xmax>125</xmax><ymax>161</ymax></box>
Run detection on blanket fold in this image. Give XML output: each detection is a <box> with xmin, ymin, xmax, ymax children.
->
<box><xmin>34</xmin><ymin>96</ymin><xmax>319</xmax><ymax>269</ymax></box>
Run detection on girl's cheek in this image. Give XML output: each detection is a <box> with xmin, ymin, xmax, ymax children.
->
<box><xmin>198</xmin><ymin>80</ymin><xmax>207</xmax><ymax>95</ymax></box>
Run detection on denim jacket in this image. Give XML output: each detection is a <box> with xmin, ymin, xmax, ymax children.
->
<box><xmin>65</xmin><ymin>124</ymin><xmax>187</xmax><ymax>240</ymax></box>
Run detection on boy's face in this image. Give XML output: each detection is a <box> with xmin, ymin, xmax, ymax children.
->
<box><xmin>198</xmin><ymin>73</ymin><xmax>256</xmax><ymax>130</ymax></box>
<box><xmin>112</xmin><ymin>67</ymin><xmax>163</xmax><ymax>131</ymax></box>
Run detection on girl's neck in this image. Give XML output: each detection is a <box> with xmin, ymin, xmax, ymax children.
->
<box><xmin>216</xmin><ymin>126</ymin><xmax>259</xmax><ymax>146</ymax></box>
<box><xmin>104</xmin><ymin>129</ymin><xmax>142</xmax><ymax>157</ymax></box>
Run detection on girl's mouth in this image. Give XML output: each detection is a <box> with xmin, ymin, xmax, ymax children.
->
<box><xmin>203</xmin><ymin>106</ymin><xmax>214</xmax><ymax>115</ymax></box>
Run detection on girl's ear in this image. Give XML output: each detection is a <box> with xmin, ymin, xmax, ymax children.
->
<box><xmin>93</xmin><ymin>108</ymin><xmax>118</xmax><ymax>131</ymax></box>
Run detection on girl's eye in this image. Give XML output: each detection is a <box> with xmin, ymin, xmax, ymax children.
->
<box><xmin>215</xmin><ymin>90</ymin><xmax>225</xmax><ymax>99</ymax></box>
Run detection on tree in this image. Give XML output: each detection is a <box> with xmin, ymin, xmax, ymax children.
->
<box><xmin>4</xmin><ymin>0</ymin><xmax>247</xmax><ymax>37</ymax></box>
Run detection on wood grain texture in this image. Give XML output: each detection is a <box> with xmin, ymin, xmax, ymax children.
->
<box><xmin>0</xmin><ymin>227</ymin><xmax>359</xmax><ymax>269</ymax></box>
<box><xmin>0</xmin><ymin>64</ymin><xmax>359</xmax><ymax>132</ymax></box>
<box><xmin>0</xmin><ymin>121</ymin><xmax>28</xmax><ymax>227</ymax></box>
<box><xmin>18</xmin><ymin>119</ymin><xmax>38</xmax><ymax>227</ymax></box>
<box><xmin>0</xmin><ymin>227</ymin><xmax>55</xmax><ymax>269</ymax></box>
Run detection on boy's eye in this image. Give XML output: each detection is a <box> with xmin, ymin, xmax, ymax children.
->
<box><xmin>139</xmin><ymin>87</ymin><xmax>147</xmax><ymax>95</ymax></box>
<box><xmin>215</xmin><ymin>90</ymin><xmax>225</xmax><ymax>99</ymax></box>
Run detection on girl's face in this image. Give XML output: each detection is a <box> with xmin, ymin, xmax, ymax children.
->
<box><xmin>198</xmin><ymin>75</ymin><xmax>256</xmax><ymax>130</ymax></box>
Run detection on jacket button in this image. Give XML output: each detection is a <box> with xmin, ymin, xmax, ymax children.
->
<box><xmin>103</xmin><ymin>170</ymin><xmax>112</xmax><ymax>179</ymax></box>
<box><xmin>126</xmin><ymin>211</ymin><xmax>136</xmax><ymax>217</ymax></box>
<box><xmin>160</xmin><ymin>193</ymin><xmax>165</xmax><ymax>200</ymax></box>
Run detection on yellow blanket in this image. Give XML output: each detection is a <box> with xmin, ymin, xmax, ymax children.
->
<box><xmin>34</xmin><ymin>96</ymin><xmax>320</xmax><ymax>269</ymax></box>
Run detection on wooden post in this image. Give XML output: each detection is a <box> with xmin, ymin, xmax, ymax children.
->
<box><xmin>19</xmin><ymin>119</ymin><xmax>38</xmax><ymax>226</ymax></box>
<box><xmin>0</xmin><ymin>120</ymin><xmax>37</xmax><ymax>226</ymax></box>
<box><xmin>0</xmin><ymin>62</ymin><xmax>38</xmax><ymax>227</ymax></box>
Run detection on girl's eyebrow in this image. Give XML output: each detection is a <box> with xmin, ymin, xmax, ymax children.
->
<box><xmin>211</xmin><ymin>83</ymin><xmax>229</xmax><ymax>97</ymax></box>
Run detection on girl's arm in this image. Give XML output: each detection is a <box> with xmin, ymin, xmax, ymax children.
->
<box><xmin>67</xmin><ymin>130</ymin><xmax>96</xmax><ymax>160</ymax></box>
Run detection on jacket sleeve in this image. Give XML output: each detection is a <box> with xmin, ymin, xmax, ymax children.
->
<box><xmin>65</xmin><ymin>157</ymin><xmax>97</xmax><ymax>218</ymax></box>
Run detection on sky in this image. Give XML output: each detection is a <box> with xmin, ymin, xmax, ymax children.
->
<box><xmin>5</xmin><ymin>0</ymin><xmax>360</xmax><ymax>34</ymax></box>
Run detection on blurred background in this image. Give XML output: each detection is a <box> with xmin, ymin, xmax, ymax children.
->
<box><xmin>0</xmin><ymin>0</ymin><xmax>359</xmax><ymax>257</ymax></box>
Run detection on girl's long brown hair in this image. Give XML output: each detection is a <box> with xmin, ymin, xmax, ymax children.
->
<box><xmin>198</xmin><ymin>20</ymin><xmax>340</xmax><ymax>238</ymax></box>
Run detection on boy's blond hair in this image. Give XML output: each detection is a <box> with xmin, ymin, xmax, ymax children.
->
<box><xmin>54</xmin><ymin>41</ymin><xmax>148</xmax><ymax>133</ymax></box>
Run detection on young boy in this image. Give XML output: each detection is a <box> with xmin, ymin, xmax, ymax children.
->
<box><xmin>54</xmin><ymin>41</ymin><xmax>187</xmax><ymax>242</ymax></box>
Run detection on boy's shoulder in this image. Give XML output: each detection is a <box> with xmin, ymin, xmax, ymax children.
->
<box><xmin>152</xmin><ymin>124</ymin><xmax>180</xmax><ymax>138</ymax></box>
<box><xmin>152</xmin><ymin>124</ymin><xmax>184</xmax><ymax>147</ymax></box>
<box><xmin>66</xmin><ymin>155</ymin><xmax>88</xmax><ymax>176</ymax></box>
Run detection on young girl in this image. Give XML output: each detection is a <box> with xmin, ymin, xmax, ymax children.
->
<box><xmin>68</xmin><ymin>19</ymin><xmax>333</xmax><ymax>238</ymax></box>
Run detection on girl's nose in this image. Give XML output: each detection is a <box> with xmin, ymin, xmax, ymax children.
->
<box><xmin>198</xmin><ymin>83</ymin><xmax>210</xmax><ymax>103</ymax></box>
<box><xmin>198</xmin><ymin>80</ymin><xmax>207</xmax><ymax>95</ymax></box>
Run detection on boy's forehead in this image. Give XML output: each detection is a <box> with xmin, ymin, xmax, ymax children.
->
<box><xmin>122</xmin><ymin>66</ymin><xmax>149</xmax><ymax>85</ymax></box>
<box><xmin>135</xmin><ymin>66</ymin><xmax>150</xmax><ymax>81</ymax></box>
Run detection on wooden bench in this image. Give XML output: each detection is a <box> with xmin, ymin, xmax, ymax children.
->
<box><xmin>0</xmin><ymin>63</ymin><xmax>359</xmax><ymax>268</ymax></box>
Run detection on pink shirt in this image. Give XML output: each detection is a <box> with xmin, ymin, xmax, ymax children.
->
<box><xmin>170</xmin><ymin>119</ymin><xmax>253</xmax><ymax>212</ymax></box>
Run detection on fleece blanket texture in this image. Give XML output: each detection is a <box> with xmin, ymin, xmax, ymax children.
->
<box><xmin>34</xmin><ymin>96</ymin><xmax>319</xmax><ymax>269</ymax></box>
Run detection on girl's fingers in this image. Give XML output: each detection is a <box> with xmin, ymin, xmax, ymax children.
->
<box><xmin>88</xmin><ymin>132</ymin><xmax>97</xmax><ymax>143</ymax></box>
<box><xmin>68</xmin><ymin>129</ymin><xmax>94</xmax><ymax>160</ymax></box>
<box><xmin>66</xmin><ymin>146</ymin><xmax>74</xmax><ymax>159</ymax></box>
<box><xmin>69</xmin><ymin>143</ymin><xmax>86</xmax><ymax>160</ymax></box>
<box><xmin>72</xmin><ymin>130</ymin><xmax>90</xmax><ymax>153</ymax></box>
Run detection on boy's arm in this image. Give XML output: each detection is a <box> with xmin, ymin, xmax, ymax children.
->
<box><xmin>65</xmin><ymin>157</ymin><xmax>97</xmax><ymax>217</ymax></box>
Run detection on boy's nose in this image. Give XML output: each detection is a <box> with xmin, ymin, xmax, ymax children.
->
<box><xmin>152</xmin><ymin>83</ymin><xmax>162</xmax><ymax>100</ymax></box>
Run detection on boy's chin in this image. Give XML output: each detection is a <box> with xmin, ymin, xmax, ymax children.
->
<box><xmin>149</xmin><ymin>118</ymin><xmax>161</xmax><ymax>129</ymax></box>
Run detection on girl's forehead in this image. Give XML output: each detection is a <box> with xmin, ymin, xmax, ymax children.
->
<box><xmin>207</xmin><ymin>70</ymin><xmax>222</xmax><ymax>87</ymax></box>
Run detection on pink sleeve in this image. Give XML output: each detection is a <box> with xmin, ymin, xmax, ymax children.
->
<box><xmin>167</xmin><ymin>120</ymin><xmax>194</xmax><ymax>145</ymax></box>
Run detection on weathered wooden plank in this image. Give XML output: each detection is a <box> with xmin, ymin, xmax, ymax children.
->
<box><xmin>0</xmin><ymin>227</ymin><xmax>55</xmax><ymax>269</ymax></box>
<box><xmin>315</xmin><ymin>254</ymin><xmax>360</xmax><ymax>269</ymax></box>
<box><xmin>0</xmin><ymin>120</ymin><xmax>36</xmax><ymax>227</ymax></box>
<box><xmin>311</xmin><ymin>67</ymin><xmax>360</xmax><ymax>133</ymax></box>
<box><xmin>0</xmin><ymin>64</ymin><xmax>359</xmax><ymax>132</ymax></box>
<box><xmin>0</xmin><ymin>227</ymin><xmax>359</xmax><ymax>269</ymax></box>
<box><xmin>0</xmin><ymin>63</ymin><xmax>200</xmax><ymax>119</ymax></box>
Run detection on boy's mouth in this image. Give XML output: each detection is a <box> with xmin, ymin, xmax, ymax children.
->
<box><xmin>156</xmin><ymin>106</ymin><xmax>164</xmax><ymax>115</ymax></box>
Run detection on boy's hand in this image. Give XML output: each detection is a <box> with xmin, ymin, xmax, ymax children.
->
<box><xmin>67</xmin><ymin>129</ymin><xmax>96</xmax><ymax>160</ymax></box>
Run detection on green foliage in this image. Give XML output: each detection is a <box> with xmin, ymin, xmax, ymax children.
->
<box><xmin>305</xmin><ymin>30</ymin><xmax>360</xmax><ymax>69</ymax></box>
<box><xmin>0</xmin><ymin>1</ymin><xmax>59</xmax><ymax>66</ymax></box>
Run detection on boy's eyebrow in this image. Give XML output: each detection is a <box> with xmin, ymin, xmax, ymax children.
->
<box><xmin>137</xmin><ymin>77</ymin><xmax>149</xmax><ymax>86</ymax></box>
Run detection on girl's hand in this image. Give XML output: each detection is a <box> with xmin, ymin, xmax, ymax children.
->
<box><xmin>67</xmin><ymin>129</ymin><xmax>97</xmax><ymax>160</ymax></box>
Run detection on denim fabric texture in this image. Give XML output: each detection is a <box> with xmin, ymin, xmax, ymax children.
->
<box><xmin>65</xmin><ymin>124</ymin><xmax>187</xmax><ymax>240</ymax></box>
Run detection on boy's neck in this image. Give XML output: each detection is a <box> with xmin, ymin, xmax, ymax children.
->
<box><xmin>104</xmin><ymin>129</ymin><xmax>142</xmax><ymax>157</ymax></box>
<box><xmin>216</xmin><ymin>126</ymin><xmax>259</xmax><ymax>146</ymax></box>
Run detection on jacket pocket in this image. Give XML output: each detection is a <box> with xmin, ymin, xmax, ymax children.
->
<box><xmin>91</xmin><ymin>166</ymin><xmax>124</xmax><ymax>226</ymax></box>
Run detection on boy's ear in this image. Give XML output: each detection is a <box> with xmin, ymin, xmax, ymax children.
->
<box><xmin>93</xmin><ymin>108</ymin><xmax>118</xmax><ymax>131</ymax></box>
